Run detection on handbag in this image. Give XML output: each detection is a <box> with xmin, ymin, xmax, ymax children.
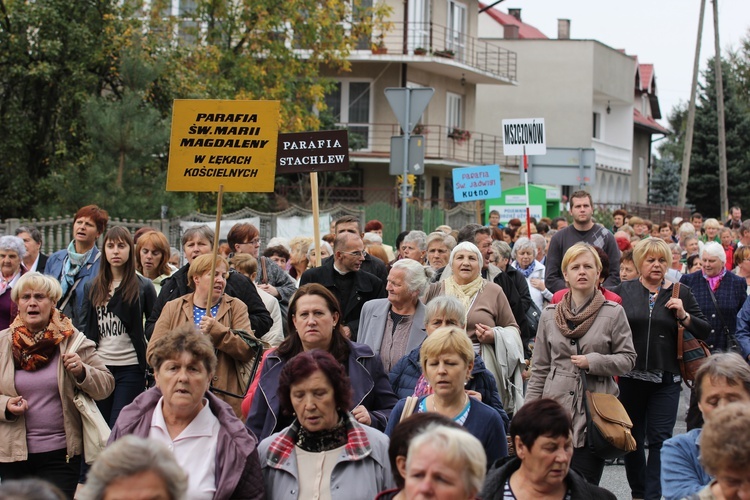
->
<box><xmin>525</xmin><ymin>301</ymin><xmax>542</xmax><ymax>335</ymax></box>
<box><xmin>67</xmin><ymin>332</ymin><xmax>111</xmax><ymax>464</ymax></box>
<box><xmin>673</xmin><ymin>283</ymin><xmax>712</xmax><ymax>387</ymax></box>
<box><xmin>399</xmin><ymin>396</ymin><xmax>419</xmax><ymax>423</ymax></box>
<box><xmin>575</xmin><ymin>341</ymin><xmax>636</xmax><ymax>459</ymax></box>
<box><xmin>705</xmin><ymin>285</ymin><xmax>742</xmax><ymax>353</ymax></box>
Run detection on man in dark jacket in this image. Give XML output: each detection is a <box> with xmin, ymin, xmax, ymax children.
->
<box><xmin>300</xmin><ymin>232</ymin><xmax>386</xmax><ymax>341</ymax></box>
<box><xmin>144</xmin><ymin>226</ymin><xmax>272</xmax><ymax>339</ymax></box>
<box><xmin>545</xmin><ymin>190</ymin><xmax>621</xmax><ymax>293</ymax></box>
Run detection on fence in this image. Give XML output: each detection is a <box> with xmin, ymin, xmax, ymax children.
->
<box><xmin>1</xmin><ymin>200</ymin><xmax>690</xmax><ymax>255</ymax></box>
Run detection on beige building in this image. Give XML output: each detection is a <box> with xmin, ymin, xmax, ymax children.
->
<box><xmin>476</xmin><ymin>7</ymin><xmax>668</xmax><ymax>205</ymax></box>
<box><xmin>317</xmin><ymin>0</ymin><xmax>518</xmax><ymax>210</ymax></box>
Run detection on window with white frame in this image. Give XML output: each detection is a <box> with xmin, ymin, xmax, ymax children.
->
<box><xmin>447</xmin><ymin>0</ymin><xmax>466</xmax><ymax>60</ymax></box>
<box><xmin>408</xmin><ymin>0</ymin><xmax>431</xmax><ymax>53</ymax></box>
<box><xmin>325</xmin><ymin>80</ymin><xmax>372</xmax><ymax>150</ymax></box>
<box><xmin>446</xmin><ymin>92</ymin><xmax>463</xmax><ymax>134</ymax></box>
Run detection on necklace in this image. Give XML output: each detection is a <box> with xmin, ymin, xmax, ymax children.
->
<box><xmin>431</xmin><ymin>392</ymin><xmax>469</xmax><ymax>417</ymax></box>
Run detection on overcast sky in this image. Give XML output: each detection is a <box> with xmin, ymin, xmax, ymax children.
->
<box><xmin>498</xmin><ymin>0</ymin><xmax>750</xmax><ymax>127</ymax></box>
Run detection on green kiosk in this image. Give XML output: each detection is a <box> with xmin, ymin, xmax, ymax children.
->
<box><xmin>485</xmin><ymin>184</ymin><xmax>561</xmax><ymax>225</ymax></box>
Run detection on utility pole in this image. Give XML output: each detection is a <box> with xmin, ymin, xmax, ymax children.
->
<box><xmin>712</xmin><ymin>0</ymin><xmax>729</xmax><ymax>219</ymax></box>
<box><xmin>678</xmin><ymin>0</ymin><xmax>706</xmax><ymax>207</ymax></box>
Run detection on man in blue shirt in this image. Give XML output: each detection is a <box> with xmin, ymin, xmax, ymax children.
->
<box><xmin>661</xmin><ymin>353</ymin><xmax>750</xmax><ymax>500</ymax></box>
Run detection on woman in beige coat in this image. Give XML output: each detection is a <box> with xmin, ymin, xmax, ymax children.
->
<box><xmin>150</xmin><ymin>254</ymin><xmax>258</xmax><ymax>418</ymax></box>
<box><xmin>0</xmin><ymin>273</ymin><xmax>114</xmax><ymax>498</ymax></box>
<box><xmin>527</xmin><ymin>243</ymin><xmax>636</xmax><ymax>486</ymax></box>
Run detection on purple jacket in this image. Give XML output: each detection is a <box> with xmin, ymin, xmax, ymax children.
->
<box><xmin>246</xmin><ymin>341</ymin><xmax>398</xmax><ymax>441</ymax></box>
<box><xmin>110</xmin><ymin>387</ymin><xmax>264</xmax><ymax>500</ymax></box>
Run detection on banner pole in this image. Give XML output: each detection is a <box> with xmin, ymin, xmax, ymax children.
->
<box><xmin>206</xmin><ymin>184</ymin><xmax>224</xmax><ymax>317</ymax></box>
<box><xmin>311</xmin><ymin>172</ymin><xmax>322</xmax><ymax>267</ymax></box>
<box><xmin>524</xmin><ymin>147</ymin><xmax>531</xmax><ymax>237</ymax></box>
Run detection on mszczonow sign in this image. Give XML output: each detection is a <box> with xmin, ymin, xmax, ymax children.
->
<box><xmin>502</xmin><ymin>118</ymin><xmax>546</xmax><ymax>156</ymax></box>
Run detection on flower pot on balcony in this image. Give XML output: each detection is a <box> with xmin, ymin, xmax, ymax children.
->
<box><xmin>414</xmin><ymin>47</ymin><xmax>428</xmax><ymax>55</ymax></box>
<box><xmin>433</xmin><ymin>49</ymin><xmax>455</xmax><ymax>59</ymax></box>
<box><xmin>371</xmin><ymin>45</ymin><xmax>388</xmax><ymax>55</ymax></box>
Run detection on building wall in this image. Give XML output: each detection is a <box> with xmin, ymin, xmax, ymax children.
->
<box><xmin>474</xmin><ymin>40</ymin><xmax>597</xmax><ymax>147</ymax></box>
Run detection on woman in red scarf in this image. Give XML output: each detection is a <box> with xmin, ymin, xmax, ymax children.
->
<box><xmin>0</xmin><ymin>272</ymin><xmax>113</xmax><ymax>498</ymax></box>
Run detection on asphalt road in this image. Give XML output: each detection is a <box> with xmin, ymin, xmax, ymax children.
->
<box><xmin>600</xmin><ymin>385</ymin><xmax>690</xmax><ymax>499</ymax></box>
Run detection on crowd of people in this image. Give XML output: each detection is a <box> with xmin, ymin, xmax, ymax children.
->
<box><xmin>0</xmin><ymin>193</ymin><xmax>749</xmax><ymax>500</ymax></box>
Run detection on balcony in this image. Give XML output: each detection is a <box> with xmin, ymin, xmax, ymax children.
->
<box><xmin>341</xmin><ymin>123</ymin><xmax>519</xmax><ymax>168</ymax></box>
<box><xmin>348</xmin><ymin>22</ymin><xmax>517</xmax><ymax>85</ymax></box>
<box><xmin>591</xmin><ymin>139</ymin><xmax>632</xmax><ymax>172</ymax></box>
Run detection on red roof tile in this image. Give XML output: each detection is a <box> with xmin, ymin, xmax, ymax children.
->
<box><xmin>479</xmin><ymin>4</ymin><xmax>548</xmax><ymax>39</ymax></box>
<box><xmin>634</xmin><ymin>108</ymin><xmax>669</xmax><ymax>135</ymax></box>
<box><xmin>640</xmin><ymin>64</ymin><xmax>654</xmax><ymax>93</ymax></box>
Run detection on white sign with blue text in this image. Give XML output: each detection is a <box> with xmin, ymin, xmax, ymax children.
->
<box><xmin>452</xmin><ymin>165</ymin><xmax>502</xmax><ymax>202</ymax></box>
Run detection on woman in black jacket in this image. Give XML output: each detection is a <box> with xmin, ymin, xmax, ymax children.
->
<box><xmin>611</xmin><ymin>238</ymin><xmax>711</xmax><ymax>500</ymax></box>
<box><xmin>80</xmin><ymin>226</ymin><xmax>156</xmax><ymax>426</ymax></box>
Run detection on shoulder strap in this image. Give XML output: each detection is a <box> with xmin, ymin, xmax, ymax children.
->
<box><xmin>260</xmin><ymin>257</ymin><xmax>268</xmax><ymax>285</ymax></box>
<box><xmin>706</xmin><ymin>284</ymin><xmax>730</xmax><ymax>332</ymax></box>
<box><xmin>400</xmin><ymin>396</ymin><xmax>419</xmax><ymax>423</ymax></box>
<box><xmin>673</xmin><ymin>283</ymin><xmax>686</xmax><ymax>360</ymax></box>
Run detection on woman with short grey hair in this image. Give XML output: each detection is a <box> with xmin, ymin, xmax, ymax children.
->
<box><xmin>81</xmin><ymin>436</ymin><xmax>187</xmax><ymax>500</ymax></box>
<box><xmin>426</xmin><ymin>232</ymin><xmax>457</xmax><ymax>271</ymax></box>
<box><xmin>0</xmin><ymin>235</ymin><xmax>27</xmax><ymax>330</ymax></box>
<box><xmin>358</xmin><ymin>259</ymin><xmax>433</xmax><ymax>371</ymax></box>
<box><xmin>511</xmin><ymin>237</ymin><xmax>552</xmax><ymax>310</ymax></box>
<box><xmin>404</xmin><ymin>424</ymin><xmax>486</xmax><ymax>499</ymax></box>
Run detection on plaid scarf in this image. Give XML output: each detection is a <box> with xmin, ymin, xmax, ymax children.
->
<box><xmin>265</xmin><ymin>411</ymin><xmax>371</xmax><ymax>468</ymax></box>
<box><xmin>554</xmin><ymin>289</ymin><xmax>606</xmax><ymax>339</ymax></box>
<box><xmin>11</xmin><ymin>309</ymin><xmax>75</xmax><ymax>371</ymax></box>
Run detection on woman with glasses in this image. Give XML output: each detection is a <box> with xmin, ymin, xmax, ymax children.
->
<box><xmin>227</xmin><ymin>223</ymin><xmax>297</xmax><ymax>325</ymax></box>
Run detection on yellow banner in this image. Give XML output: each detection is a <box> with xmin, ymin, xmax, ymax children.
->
<box><xmin>166</xmin><ymin>99</ymin><xmax>280</xmax><ymax>192</ymax></box>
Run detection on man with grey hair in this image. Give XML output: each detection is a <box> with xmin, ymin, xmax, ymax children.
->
<box><xmin>401</xmin><ymin>230</ymin><xmax>427</xmax><ymax>264</ymax></box>
<box><xmin>530</xmin><ymin>233</ymin><xmax>547</xmax><ymax>265</ymax></box>
<box><xmin>660</xmin><ymin>353</ymin><xmax>750</xmax><ymax>499</ymax></box>
<box><xmin>81</xmin><ymin>435</ymin><xmax>188</xmax><ymax>500</ymax></box>
<box><xmin>15</xmin><ymin>225</ymin><xmax>47</xmax><ymax>273</ymax></box>
<box><xmin>300</xmin><ymin>232</ymin><xmax>386</xmax><ymax>340</ymax></box>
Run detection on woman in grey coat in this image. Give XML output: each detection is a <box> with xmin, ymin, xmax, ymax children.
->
<box><xmin>527</xmin><ymin>243</ymin><xmax>636</xmax><ymax>486</ymax></box>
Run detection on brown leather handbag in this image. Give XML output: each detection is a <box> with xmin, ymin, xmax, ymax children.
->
<box><xmin>576</xmin><ymin>341</ymin><xmax>636</xmax><ymax>459</ymax></box>
<box><xmin>673</xmin><ymin>283</ymin><xmax>711</xmax><ymax>387</ymax></box>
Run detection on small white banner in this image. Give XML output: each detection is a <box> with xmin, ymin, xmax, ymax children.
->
<box><xmin>502</xmin><ymin>118</ymin><xmax>546</xmax><ymax>156</ymax></box>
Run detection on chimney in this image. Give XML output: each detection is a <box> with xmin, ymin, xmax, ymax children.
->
<box><xmin>508</xmin><ymin>8</ymin><xmax>521</xmax><ymax>21</ymax></box>
<box><xmin>504</xmin><ymin>25</ymin><xmax>519</xmax><ymax>39</ymax></box>
<box><xmin>558</xmin><ymin>19</ymin><xmax>570</xmax><ymax>39</ymax></box>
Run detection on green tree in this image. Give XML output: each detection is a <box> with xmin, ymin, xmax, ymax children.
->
<box><xmin>0</xmin><ymin>0</ymin><xmax>121</xmax><ymax>217</ymax></box>
<box><xmin>686</xmin><ymin>56</ymin><xmax>750</xmax><ymax>217</ymax></box>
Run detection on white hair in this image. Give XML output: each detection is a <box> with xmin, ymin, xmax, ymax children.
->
<box><xmin>701</xmin><ymin>241</ymin><xmax>726</xmax><ymax>264</ymax></box>
<box><xmin>448</xmin><ymin>241</ymin><xmax>483</xmax><ymax>267</ymax></box>
<box><xmin>390</xmin><ymin>259</ymin><xmax>433</xmax><ymax>295</ymax></box>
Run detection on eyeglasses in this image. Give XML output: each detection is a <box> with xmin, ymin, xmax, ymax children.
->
<box><xmin>341</xmin><ymin>250</ymin><xmax>365</xmax><ymax>258</ymax></box>
<box><xmin>244</xmin><ymin>238</ymin><xmax>260</xmax><ymax>246</ymax></box>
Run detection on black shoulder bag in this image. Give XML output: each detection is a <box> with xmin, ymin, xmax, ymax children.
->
<box><xmin>706</xmin><ymin>285</ymin><xmax>742</xmax><ymax>353</ymax></box>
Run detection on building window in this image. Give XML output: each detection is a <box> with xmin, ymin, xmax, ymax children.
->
<box><xmin>592</xmin><ymin>112</ymin><xmax>601</xmax><ymax>139</ymax></box>
<box><xmin>447</xmin><ymin>0</ymin><xmax>466</xmax><ymax>60</ymax></box>
<box><xmin>446</xmin><ymin>92</ymin><xmax>463</xmax><ymax>130</ymax></box>
<box><xmin>324</xmin><ymin>80</ymin><xmax>372</xmax><ymax>150</ymax></box>
<box><xmin>408</xmin><ymin>0</ymin><xmax>431</xmax><ymax>52</ymax></box>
